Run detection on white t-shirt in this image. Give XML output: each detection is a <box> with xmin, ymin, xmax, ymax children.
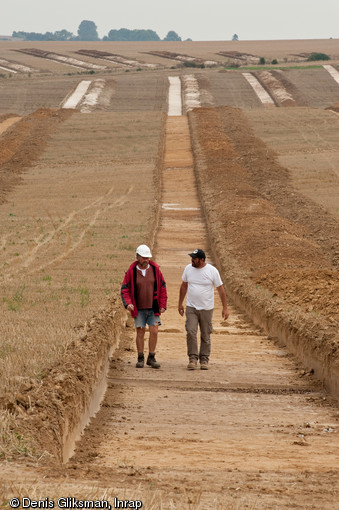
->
<box><xmin>182</xmin><ymin>263</ymin><xmax>223</xmax><ymax>310</ymax></box>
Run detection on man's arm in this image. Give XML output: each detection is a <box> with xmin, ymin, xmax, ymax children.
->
<box><xmin>217</xmin><ymin>285</ymin><xmax>229</xmax><ymax>320</ymax></box>
<box><xmin>158</xmin><ymin>269</ymin><xmax>167</xmax><ymax>314</ymax></box>
<box><xmin>178</xmin><ymin>281</ymin><xmax>188</xmax><ymax>316</ymax></box>
<box><xmin>121</xmin><ymin>272</ymin><xmax>134</xmax><ymax>314</ymax></box>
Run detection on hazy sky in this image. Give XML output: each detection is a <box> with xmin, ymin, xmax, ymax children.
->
<box><xmin>3</xmin><ymin>0</ymin><xmax>339</xmax><ymax>41</ymax></box>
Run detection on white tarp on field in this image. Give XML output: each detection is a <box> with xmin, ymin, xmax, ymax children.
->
<box><xmin>242</xmin><ymin>72</ymin><xmax>275</xmax><ymax>105</ymax></box>
<box><xmin>0</xmin><ymin>58</ymin><xmax>38</xmax><ymax>73</ymax></box>
<box><xmin>168</xmin><ymin>76</ymin><xmax>182</xmax><ymax>116</ymax></box>
<box><xmin>0</xmin><ymin>64</ymin><xmax>16</xmax><ymax>73</ymax></box>
<box><xmin>62</xmin><ymin>81</ymin><xmax>92</xmax><ymax>109</ymax></box>
<box><xmin>323</xmin><ymin>65</ymin><xmax>339</xmax><ymax>86</ymax></box>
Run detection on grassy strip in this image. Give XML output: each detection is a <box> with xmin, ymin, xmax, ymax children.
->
<box><xmin>224</xmin><ymin>64</ymin><xmax>324</xmax><ymax>71</ymax></box>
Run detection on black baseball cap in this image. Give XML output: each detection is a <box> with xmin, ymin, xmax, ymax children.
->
<box><xmin>188</xmin><ymin>249</ymin><xmax>206</xmax><ymax>259</ymax></box>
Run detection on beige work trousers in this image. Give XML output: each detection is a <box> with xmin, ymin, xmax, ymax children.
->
<box><xmin>185</xmin><ymin>306</ymin><xmax>214</xmax><ymax>363</ymax></box>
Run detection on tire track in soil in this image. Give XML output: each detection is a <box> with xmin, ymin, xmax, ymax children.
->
<box><xmin>1</xmin><ymin>185</ymin><xmax>134</xmax><ymax>280</ymax></box>
<box><xmin>69</xmin><ymin>115</ymin><xmax>339</xmax><ymax>508</ymax></box>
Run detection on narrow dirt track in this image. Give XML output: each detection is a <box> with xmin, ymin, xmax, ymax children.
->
<box><xmin>71</xmin><ymin>116</ymin><xmax>339</xmax><ymax>508</ymax></box>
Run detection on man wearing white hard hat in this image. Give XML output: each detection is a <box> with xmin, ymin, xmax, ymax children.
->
<box><xmin>121</xmin><ymin>244</ymin><xmax>167</xmax><ymax>368</ymax></box>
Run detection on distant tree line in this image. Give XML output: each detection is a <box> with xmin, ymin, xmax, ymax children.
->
<box><xmin>12</xmin><ymin>30</ymin><xmax>74</xmax><ymax>41</ymax></box>
<box><xmin>12</xmin><ymin>21</ymin><xmax>184</xmax><ymax>42</ymax></box>
<box><xmin>104</xmin><ymin>28</ymin><xmax>160</xmax><ymax>41</ymax></box>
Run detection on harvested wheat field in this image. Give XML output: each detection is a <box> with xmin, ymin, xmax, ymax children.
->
<box><xmin>0</xmin><ymin>41</ymin><xmax>339</xmax><ymax>509</ymax></box>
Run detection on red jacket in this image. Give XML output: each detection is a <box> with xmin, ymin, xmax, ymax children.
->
<box><xmin>121</xmin><ymin>260</ymin><xmax>167</xmax><ymax>318</ymax></box>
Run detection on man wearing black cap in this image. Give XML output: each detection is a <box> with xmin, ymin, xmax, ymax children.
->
<box><xmin>178</xmin><ymin>249</ymin><xmax>229</xmax><ymax>370</ymax></box>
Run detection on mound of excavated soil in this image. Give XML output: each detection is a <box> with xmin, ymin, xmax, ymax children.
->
<box><xmin>270</xmin><ymin>70</ymin><xmax>309</xmax><ymax>106</ymax></box>
<box><xmin>255</xmin><ymin>71</ymin><xmax>297</xmax><ymax>107</ymax></box>
<box><xmin>327</xmin><ymin>102</ymin><xmax>339</xmax><ymax>113</ymax></box>
<box><xmin>188</xmin><ymin>106</ymin><xmax>339</xmax><ymax>392</ymax></box>
<box><xmin>0</xmin><ymin>108</ymin><xmax>73</xmax><ymax>203</ymax></box>
<box><xmin>8</xmin><ymin>296</ymin><xmax>126</xmax><ymax>461</ymax></box>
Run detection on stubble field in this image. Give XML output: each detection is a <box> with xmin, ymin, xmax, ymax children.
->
<box><xmin>0</xmin><ymin>39</ymin><xmax>339</xmax><ymax>508</ymax></box>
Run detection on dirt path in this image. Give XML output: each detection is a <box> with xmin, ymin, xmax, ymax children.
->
<box><xmin>67</xmin><ymin>115</ymin><xmax>339</xmax><ymax>508</ymax></box>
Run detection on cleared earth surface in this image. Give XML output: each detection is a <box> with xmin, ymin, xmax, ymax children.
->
<box><xmin>58</xmin><ymin>116</ymin><xmax>339</xmax><ymax>509</ymax></box>
<box><xmin>0</xmin><ymin>41</ymin><xmax>339</xmax><ymax>509</ymax></box>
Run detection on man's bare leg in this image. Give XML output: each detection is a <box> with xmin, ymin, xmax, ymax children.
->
<box><xmin>147</xmin><ymin>325</ymin><xmax>160</xmax><ymax>368</ymax></box>
<box><xmin>135</xmin><ymin>327</ymin><xmax>146</xmax><ymax>367</ymax></box>
<box><xmin>136</xmin><ymin>327</ymin><xmax>146</xmax><ymax>353</ymax></box>
<box><xmin>148</xmin><ymin>325</ymin><xmax>158</xmax><ymax>354</ymax></box>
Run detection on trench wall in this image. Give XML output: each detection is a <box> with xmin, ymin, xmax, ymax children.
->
<box><xmin>187</xmin><ymin>108</ymin><xmax>339</xmax><ymax>400</ymax></box>
<box><xmin>13</xmin><ymin>110</ymin><xmax>167</xmax><ymax>462</ymax></box>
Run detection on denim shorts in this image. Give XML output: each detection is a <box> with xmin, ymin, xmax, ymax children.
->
<box><xmin>134</xmin><ymin>309</ymin><xmax>162</xmax><ymax>328</ymax></box>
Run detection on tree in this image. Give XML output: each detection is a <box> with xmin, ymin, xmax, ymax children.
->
<box><xmin>107</xmin><ymin>28</ymin><xmax>130</xmax><ymax>41</ymax></box>
<box><xmin>164</xmin><ymin>31</ymin><xmax>181</xmax><ymax>41</ymax></box>
<box><xmin>232</xmin><ymin>34</ymin><xmax>239</xmax><ymax>41</ymax></box>
<box><xmin>307</xmin><ymin>52</ymin><xmax>330</xmax><ymax>61</ymax></box>
<box><xmin>12</xmin><ymin>30</ymin><xmax>71</xmax><ymax>41</ymax></box>
<box><xmin>106</xmin><ymin>28</ymin><xmax>160</xmax><ymax>41</ymax></box>
<box><xmin>134</xmin><ymin>29</ymin><xmax>160</xmax><ymax>41</ymax></box>
<box><xmin>77</xmin><ymin>20</ymin><xmax>99</xmax><ymax>41</ymax></box>
<box><xmin>54</xmin><ymin>29</ymin><xmax>73</xmax><ymax>41</ymax></box>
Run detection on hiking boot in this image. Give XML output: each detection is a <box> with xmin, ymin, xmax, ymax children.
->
<box><xmin>187</xmin><ymin>360</ymin><xmax>198</xmax><ymax>370</ymax></box>
<box><xmin>147</xmin><ymin>355</ymin><xmax>160</xmax><ymax>369</ymax></box>
<box><xmin>200</xmin><ymin>362</ymin><xmax>209</xmax><ymax>370</ymax></box>
<box><xmin>136</xmin><ymin>355</ymin><xmax>144</xmax><ymax>368</ymax></box>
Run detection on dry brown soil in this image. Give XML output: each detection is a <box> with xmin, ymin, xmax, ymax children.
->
<box><xmin>0</xmin><ymin>107</ymin><xmax>165</xmax><ymax>458</ymax></box>
<box><xmin>0</xmin><ymin>48</ymin><xmax>339</xmax><ymax>508</ymax></box>
<box><xmin>189</xmin><ymin>106</ymin><xmax>339</xmax><ymax>393</ymax></box>
<box><xmin>0</xmin><ymin>109</ymin><xmax>73</xmax><ymax>201</ymax></box>
<box><xmin>61</xmin><ymin>116</ymin><xmax>339</xmax><ymax>509</ymax></box>
<box><xmin>2</xmin><ymin>40</ymin><xmax>339</xmax><ymax>74</ymax></box>
<box><xmin>1</xmin><ymin>110</ymin><xmax>338</xmax><ymax>509</ymax></box>
<box><xmin>1</xmin><ymin>112</ymin><xmax>337</xmax><ymax>510</ymax></box>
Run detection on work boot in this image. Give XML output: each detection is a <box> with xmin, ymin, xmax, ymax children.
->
<box><xmin>200</xmin><ymin>362</ymin><xmax>209</xmax><ymax>370</ymax></box>
<box><xmin>187</xmin><ymin>360</ymin><xmax>198</xmax><ymax>370</ymax></box>
<box><xmin>136</xmin><ymin>354</ymin><xmax>144</xmax><ymax>368</ymax></box>
<box><xmin>147</xmin><ymin>354</ymin><xmax>160</xmax><ymax>369</ymax></box>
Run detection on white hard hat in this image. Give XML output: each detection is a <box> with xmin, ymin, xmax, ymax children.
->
<box><xmin>136</xmin><ymin>244</ymin><xmax>152</xmax><ymax>258</ymax></box>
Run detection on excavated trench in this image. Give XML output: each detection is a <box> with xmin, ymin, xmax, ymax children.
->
<box><xmin>0</xmin><ymin>70</ymin><xmax>337</xmax><ymax>507</ymax></box>
<box><xmin>3</xmin><ymin>79</ymin><xmax>335</xmax><ymax>507</ymax></box>
<box><xmin>63</xmin><ymin>86</ymin><xmax>338</xmax><ymax>507</ymax></box>
<box><xmin>62</xmin><ymin>348</ymin><xmax>114</xmax><ymax>463</ymax></box>
<box><xmin>3</xmin><ymin>78</ymin><xmax>335</xmax><ymax>505</ymax></box>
